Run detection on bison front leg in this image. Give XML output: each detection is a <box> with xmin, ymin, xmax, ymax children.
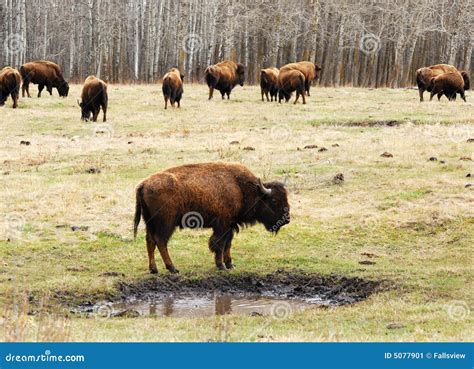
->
<box><xmin>208</xmin><ymin>87</ymin><xmax>214</xmax><ymax>100</ymax></box>
<box><xmin>209</xmin><ymin>232</ymin><xmax>227</xmax><ymax>270</ymax></box>
<box><xmin>418</xmin><ymin>88</ymin><xmax>424</xmax><ymax>102</ymax></box>
<box><xmin>38</xmin><ymin>84</ymin><xmax>44</xmax><ymax>98</ymax></box>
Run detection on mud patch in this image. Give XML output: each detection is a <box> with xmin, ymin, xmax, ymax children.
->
<box><xmin>72</xmin><ymin>270</ymin><xmax>384</xmax><ymax>318</ymax></box>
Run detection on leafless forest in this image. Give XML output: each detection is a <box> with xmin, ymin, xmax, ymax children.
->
<box><xmin>1</xmin><ymin>0</ymin><xmax>472</xmax><ymax>86</ymax></box>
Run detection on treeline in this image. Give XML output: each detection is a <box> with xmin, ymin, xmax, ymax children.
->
<box><xmin>1</xmin><ymin>0</ymin><xmax>472</xmax><ymax>87</ymax></box>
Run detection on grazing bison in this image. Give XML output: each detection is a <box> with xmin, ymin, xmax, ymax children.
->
<box><xmin>279</xmin><ymin>61</ymin><xmax>321</xmax><ymax>96</ymax></box>
<box><xmin>415</xmin><ymin>64</ymin><xmax>458</xmax><ymax>102</ymax></box>
<box><xmin>78</xmin><ymin>76</ymin><xmax>108</xmax><ymax>122</ymax></box>
<box><xmin>162</xmin><ymin>67</ymin><xmax>184</xmax><ymax>109</ymax></box>
<box><xmin>20</xmin><ymin>60</ymin><xmax>69</xmax><ymax>98</ymax></box>
<box><xmin>428</xmin><ymin>72</ymin><xmax>466</xmax><ymax>102</ymax></box>
<box><xmin>278</xmin><ymin>69</ymin><xmax>306</xmax><ymax>104</ymax></box>
<box><xmin>0</xmin><ymin>67</ymin><xmax>21</xmax><ymax>109</ymax></box>
<box><xmin>260</xmin><ymin>68</ymin><xmax>279</xmax><ymax>102</ymax></box>
<box><xmin>134</xmin><ymin>162</ymin><xmax>290</xmax><ymax>273</ymax></box>
<box><xmin>205</xmin><ymin>60</ymin><xmax>245</xmax><ymax>100</ymax></box>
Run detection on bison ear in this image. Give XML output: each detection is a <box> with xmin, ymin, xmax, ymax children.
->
<box><xmin>316</xmin><ymin>65</ymin><xmax>322</xmax><ymax>71</ymax></box>
<box><xmin>180</xmin><ymin>74</ymin><xmax>185</xmax><ymax>81</ymax></box>
<box><xmin>257</xmin><ymin>178</ymin><xmax>272</xmax><ymax>196</ymax></box>
<box><xmin>237</xmin><ymin>64</ymin><xmax>245</xmax><ymax>74</ymax></box>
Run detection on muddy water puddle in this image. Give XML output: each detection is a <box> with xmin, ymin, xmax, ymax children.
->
<box><xmin>72</xmin><ymin>271</ymin><xmax>384</xmax><ymax>318</ymax></box>
<box><xmin>82</xmin><ymin>294</ymin><xmax>319</xmax><ymax>318</ymax></box>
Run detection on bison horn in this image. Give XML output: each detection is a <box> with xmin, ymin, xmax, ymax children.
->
<box><xmin>258</xmin><ymin>178</ymin><xmax>272</xmax><ymax>196</ymax></box>
<box><xmin>77</xmin><ymin>99</ymin><xmax>81</xmax><ymax>107</ymax></box>
<box><xmin>282</xmin><ymin>174</ymin><xmax>289</xmax><ymax>186</ymax></box>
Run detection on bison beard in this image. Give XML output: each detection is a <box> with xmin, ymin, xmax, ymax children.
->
<box><xmin>133</xmin><ymin>162</ymin><xmax>290</xmax><ymax>273</ymax></box>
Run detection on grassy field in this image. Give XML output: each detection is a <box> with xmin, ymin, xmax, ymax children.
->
<box><xmin>0</xmin><ymin>84</ymin><xmax>473</xmax><ymax>341</ymax></box>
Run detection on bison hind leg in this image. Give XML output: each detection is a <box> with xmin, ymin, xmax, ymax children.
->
<box><xmin>146</xmin><ymin>233</ymin><xmax>158</xmax><ymax>274</ymax></box>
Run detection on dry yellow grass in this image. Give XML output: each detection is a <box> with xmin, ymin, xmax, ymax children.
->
<box><xmin>0</xmin><ymin>84</ymin><xmax>473</xmax><ymax>341</ymax></box>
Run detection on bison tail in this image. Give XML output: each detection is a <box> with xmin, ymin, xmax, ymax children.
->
<box><xmin>133</xmin><ymin>184</ymin><xmax>144</xmax><ymax>239</ymax></box>
<box><xmin>205</xmin><ymin>67</ymin><xmax>217</xmax><ymax>88</ymax></box>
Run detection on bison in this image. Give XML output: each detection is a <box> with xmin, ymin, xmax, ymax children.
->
<box><xmin>134</xmin><ymin>162</ymin><xmax>290</xmax><ymax>273</ymax></box>
<box><xmin>205</xmin><ymin>60</ymin><xmax>245</xmax><ymax>100</ymax></box>
<box><xmin>279</xmin><ymin>61</ymin><xmax>321</xmax><ymax>96</ymax></box>
<box><xmin>260</xmin><ymin>68</ymin><xmax>279</xmax><ymax>102</ymax></box>
<box><xmin>0</xmin><ymin>67</ymin><xmax>21</xmax><ymax>109</ymax></box>
<box><xmin>278</xmin><ymin>69</ymin><xmax>306</xmax><ymax>104</ymax></box>
<box><xmin>162</xmin><ymin>67</ymin><xmax>184</xmax><ymax>109</ymax></box>
<box><xmin>415</xmin><ymin>64</ymin><xmax>458</xmax><ymax>102</ymax></box>
<box><xmin>428</xmin><ymin>72</ymin><xmax>466</xmax><ymax>102</ymax></box>
<box><xmin>20</xmin><ymin>60</ymin><xmax>69</xmax><ymax>98</ymax></box>
<box><xmin>78</xmin><ymin>76</ymin><xmax>108</xmax><ymax>122</ymax></box>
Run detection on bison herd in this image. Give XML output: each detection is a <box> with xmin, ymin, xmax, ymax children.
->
<box><xmin>0</xmin><ymin>59</ymin><xmax>471</xmax><ymax>273</ymax></box>
<box><xmin>0</xmin><ymin>60</ymin><xmax>471</xmax><ymax>113</ymax></box>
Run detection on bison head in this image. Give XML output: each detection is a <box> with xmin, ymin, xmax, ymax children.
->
<box><xmin>58</xmin><ymin>81</ymin><xmax>69</xmax><ymax>97</ymax></box>
<box><xmin>315</xmin><ymin>64</ymin><xmax>322</xmax><ymax>79</ymax></box>
<box><xmin>77</xmin><ymin>100</ymin><xmax>91</xmax><ymax>121</ymax></box>
<box><xmin>255</xmin><ymin>179</ymin><xmax>290</xmax><ymax>234</ymax></box>
<box><xmin>236</xmin><ymin>63</ymin><xmax>245</xmax><ymax>86</ymax></box>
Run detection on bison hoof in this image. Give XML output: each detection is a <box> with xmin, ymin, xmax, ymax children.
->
<box><xmin>216</xmin><ymin>264</ymin><xmax>227</xmax><ymax>271</ymax></box>
<box><xmin>225</xmin><ymin>262</ymin><xmax>235</xmax><ymax>269</ymax></box>
<box><xmin>167</xmin><ymin>267</ymin><xmax>179</xmax><ymax>274</ymax></box>
<box><xmin>150</xmin><ymin>267</ymin><xmax>158</xmax><ymax>274</ymax></box>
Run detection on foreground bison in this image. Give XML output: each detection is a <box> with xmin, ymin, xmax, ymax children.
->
<box><xmin>162</xmin><ymin>67</ymin><xmax>184</xmax><ymax>109</ymax></box>
<box><xmin>429</xmin><ymin>72</ymin><xmax>466</xmax><ymax>102</ymax></box>
<box><xmin>134</xmin><ymin>162</ymin><xmax>290</xmax><ymax>273</ymax></box>
<box><xmin>0</xmin><ymin>67</ymin><xmax>21</xmax><ymax>108</ymax></box>
<box><xmin>280</xmin><ymin>61</ymin><xmax>321</xmax><ymax>96</ymax></box>
<box><xmin>278</xmin><ymin>69</ymin><xmax>306</xmax><ymax>104</ymax></box>
<box><xmin>78</xmin><ymin>76</ymin><xmax>108</xmax><ymax>122</ymax></box>
<box><xmin>20</xmin><ymin>60</ymin><xmax>69</xmax><ymax>98</ymax></box>
<box><xmin>260</xmin><ymin>68</ymin><xmax>279</xmax><ymax>102</ymax></box>
<box><xmin>205</xmin><ymin>60</ymin><xmax>245</xmax><ymax>100</ymax></box>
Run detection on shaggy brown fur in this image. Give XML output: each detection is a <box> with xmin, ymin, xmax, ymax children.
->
<box><xmin>134</xmin><ymin>162</ymin><xmax>290</xmax><ymax>273</ymax></box>
<box><xmin>429</xmin><ymin>72</ymin><xmax>466</xmax><ymax>102</ymax></box>
<box><xmin>0</xmin><ymin>67</ymin><xmax>22</xmax><ymax>108</ymax></box>
<box><xmin>460</xmin><ymin>71</ymin><xmax>470</xmax><ymax>91</ymax></box>
<box><xmin>162</xmin><ymin>68</ymin><xmax>184</xmax><ymax>109</ymax></box>
<box><xmin>79</xmin><ymin>76</ymin><xmax>108</xmax><ymax>122</ymax></box>
<box><xmin>278</xmin><ymin>69</ymin><xmax>306</xmax><ymax>104</ymax></box>
<box><xmin>205</xmin><ymin>60</ymin><xmax>245</xmax><ymax>100</ymax></box>
<box><xmin>20</xmin><ymin>60</ymin><xmax>69</xmax><ymax>98</ymax></box>
<box><xmin>415</xmin><ymin>64</ymin><xmax>458</xmax><ymax>102</ymax></box>
<box><xmin>279</xmin><ymin>61</ymin><xmax>321</xmax><ymax>96</ymax></box>
<box><xmin>260</xmin><ymin>67</ymin><xmax>279</xmax><ymax>102</ymax></box>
